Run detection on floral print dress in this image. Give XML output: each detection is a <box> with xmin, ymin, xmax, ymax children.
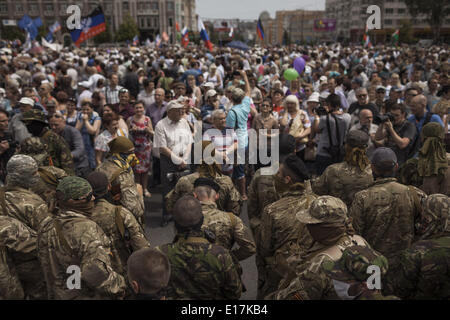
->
<box><xmin>129</xmin><ymin>116</ymin><xmax>152</xmax><ymax>174</ymax></box>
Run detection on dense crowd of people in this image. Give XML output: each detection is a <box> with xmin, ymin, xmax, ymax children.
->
<box><xmin>0</xmin><ymin>41</ymin><xmax>449</xmax><ymax>300</ymax></box>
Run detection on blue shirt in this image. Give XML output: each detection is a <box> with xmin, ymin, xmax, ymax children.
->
<box><xmin>200</xmin><ymin>104</ymin><xmax>225</xmax><ymax>122</ymax></box>
<box><xmin>226</xmin><ymin>96</ymin><xmax>251</xmax><ymax>149</ymax></box>
<box><xmin>408</xmin><ymin>111</ymin><xmax>444</xmax><ymax>135</ymax></box>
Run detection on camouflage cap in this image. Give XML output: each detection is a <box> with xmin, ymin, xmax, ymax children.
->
<box><xmin>56</xmin><ymin>176</ymin><xmax>93</xmax><ymax>201</ymax></box>
<box><xmin>18</xmin><ymin>137</ymin><xmax>49</xmax><ymax>166</ymax></box>
<box><xmin>296</xmin><ymin>196</ymin><xmax>348</xmax><ymax>224</ymax></box>
<box><xmin>6</xmin><ymin>154</ymin><xmax>38</xmax><ymax>177</ymax></box>
<box><xmin>322</xmin><ymin>246</ymin><xmax>388</xmax><ymax>282</ymax></box>
<box><xmin>346</xmin><ymin>130</ymin><xmax>369</xmax><ymax>148</ymax></box>
<box><xmin>423</xmin><ymin>194</ymin><xmax>450</xmax><ymax>233</ymax></box>
<box><xmin>22</xmin><ymin>109</ymin><xmax>48</xmax><ymax>124</ymax></box>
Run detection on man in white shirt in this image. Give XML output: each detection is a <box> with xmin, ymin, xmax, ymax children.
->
<box><xmin>154</xmin><ymin>100</ymin><xmax>193</xmax><ymax>226</ymax></box>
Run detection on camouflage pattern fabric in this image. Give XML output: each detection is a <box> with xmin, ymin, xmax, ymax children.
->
<box><xmin>200</xmin><ymin>201</ymin><xmax>255</xmax><ymax>261</ymax></box>
<box><xmin>90</xmin><ymin>199</ymin><xmax>150</xmax><ymax>276</ymax></box>
<box><xmin>349</xmin><ymin>178</ymin><xmax>427</xmax><ymax>259</ymax></box>
<box><xmin>37</xmin><ymin>210</ymin><xmax>127</xmax><ymax>300</ymax></box>
<box><xmin>57</xmin><ymin>176</ymin><xmax>92</xmax><ymax>201</ymax></box>
<box><xmin>17</xmin><ymin>137</ymin><xmax>51</xmax><ymax>167</ymax></box>
<box><xmin>257</xmin><ymin>189</ymin><xmax>318</xmax><ymax>299</ymax></box>
<box><xmin>0</xmin><ymin>215</ymin><xmax>37</xmax><ymax>300</ymax></box>
<box><xmin>295</xmin><ymin>195</ymin><xmax>349</xmax><ymax>225</ymax></box>
<box><xmin>31</xmin><ymin>166</ymin><xmax>68</xmax><ymax>213</ymax></box>
<box><xmin>166</xmin><ymin>172</ymin><xmax>242</xmax><ymax>216</ymax></box>
<box><xmin>97</xmin><ymin>158</ymin><xmax>145</xmax><ymax>226</ymax></box>
<box><xmin>39</xmin><ymin>128</ymin><xmax>75</xmax><ymax>176</ymax></box>
<box><xmin>312</xmin><ymin>161</ymin><xmax>373</xmax><ymax>207</ymax></box>
<box><xmin>157</xmin><ymin>232</ymin><xmax>242</xmax><ymax>300</ymax></box>
<box><xmin>22</xmin><ymin>109</ymin><xmax>48</xmax><ymax>124</ymax></box>
<box><xmin>383</xmin><ymin>235</ymin><xmax>450</xmax><ymax>299</ymax></box>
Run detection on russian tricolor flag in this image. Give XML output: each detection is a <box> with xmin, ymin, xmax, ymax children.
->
<box><xmin>198</xmin><ymin>18</ymin><xmax>213</xmax><ymax>52</ymax></box>
<box><xmin>181</xmin><ymin>27</ymin><xmax>189</xmax><ymax>48</ymax></box>
<box><xmin>70</xmin><ymin>6</ymin><xmax>106</xmax><ymax>47</ymax></box>
<box><xmin>257</xmin><ymin>18</ymin><xmax>265</xmax><ymax>41</ymax></box>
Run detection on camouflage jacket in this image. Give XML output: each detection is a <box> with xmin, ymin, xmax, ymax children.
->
<box><xmin>349</xmin><ymin>178</ymin><xmax>426</xmax><ymax>259</ymax></box>
<box><xmin>312</xmin><ymin>162</ymin><xmax>373</xmax><ymax>207</ymax></box>
<box><xmin>157</xmin><ymin>232</ymin><xmax>242</xmax><ymax>300</ymax></box>
<box><xmin>37</xmin><ymin>210</ymin><xmax>127</xmax><ymax>300</ymax></box>
<box><xmin>258</xmin><ymin>189</ymin><xmax>318</xmax><ymax>264</ymax></box>
<box><xmin>0</xmin><ymin>215</ymin><xmax>37</xmax><ymax>300</ymax></box>
<box><xmin>90</xmin><ymin>199</ymin><xmax>150</xmax><ymax>276</ymax></box>
<box><xmin>247</xmin><ymin>169</ymin><xmax>279</xmax><ymax>235</ymax></box>
<box><xmin>40</xmin><ymin>128</ymin><xmax>75</xmax><ymax>176</ymax></box>
<box><xmin>384</xmin><ymin>234</ymin><xmax>450</xmax><ymax>300</ymax></box>
<box><xmin>165</xmin><ymin>172</ymin><xmax>242</xmax><ymax>216</ymax></box>
<box><xmin>273</xmin><ymin>235</ymin><xmax>370</xmax><ymax>300</ymax></box>
<box><xmin>200</xmin><ymin>201</ymin><xmax>256</xmax><ymax>261</ymax></box>
<box><xmin>31</xmin><ymin>166</ymin><xmax>68</xmax><ymax>214</ymax></box>
<box><xmin>96</xmin><ymin>159</ymin><xmax>145</xmax><ymax>226</ymax></box>
<box><xmin>0</xmin><ymin>186</ymin><xmax>50</xmax><ymax>299</ymax></box>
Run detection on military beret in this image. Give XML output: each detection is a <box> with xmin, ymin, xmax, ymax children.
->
<box><xmin>86</xmin><ymin>171</ymin><xmax>110</xmax><ymax>197</ymax></box>
<box><xmin>57</xmin><ymin>176</ymin><xmax>92</xmax><ymax>201</ymax></box>
<box><xmin>370</xmin><ymin>148</ymin><xmax>397</xmax><ymax>170</ymax></box>
<box><xmin>322</xmin><ymin>246</ymin><xmax>388</xmax><ymax>282</ymax></box>
<box><xmin>22</xmin><ymin>109</ymin><xmax>48</xmax><ymax>124</ymax></box>
<box><xmin>194</xmin><ymin>177</ymin><xmax>220</xmax><ymax>193</ymax></box>
<box><xmin>108</xmin><ymin>136</ymin><xmax>134</xmax><ymax>154</ymax></box>
<box><xmin>346</xmin><ymin>130</ymin><xmax>369</xmax><ymax>148</ymax></box>
<box><xmin>283</xmin><ymin>154</ymin><xmax>310</xmax><ymax>181</ymax></box>
<box><xmin>296</xmin><ymin>196</ymin><xmax>348</xmax><ymax>225</ymax></box>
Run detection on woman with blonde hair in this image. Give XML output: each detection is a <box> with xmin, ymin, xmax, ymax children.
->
<box><xmin>206</xmin><ymin>64</ymin><xmax>223</xmax><ymax>90</ymax></box>
<box><xmin>279</xmin><ymin>95</ymin><xmax>311</xmax><ymax>160</ymax></box>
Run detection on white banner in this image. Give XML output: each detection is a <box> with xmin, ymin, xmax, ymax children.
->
<box><xmin>2</xmin><ymin>20</ymin><xmax>17</xmax><ymax>26</ymax></box>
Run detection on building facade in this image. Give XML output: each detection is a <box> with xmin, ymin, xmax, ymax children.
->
<box><xmin>0</xmin><ymin>0</ymin><xmax>197</xmax><ymax>41</ymax></box>
<box><xmin>275</xmin><ymin>10</ymin><xmax>327</xmax><ymax>44</ymax></box>
<box><xmin>326</xmin><ymin>0</ymin><xmax>450</xmax><ymax>43</ymax></box>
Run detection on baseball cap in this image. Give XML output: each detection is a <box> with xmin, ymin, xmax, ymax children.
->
<box><xmin>320</xmin><ymin>76</ymin><xmax>328</xmax><ymax>84</ymax></box>
<box><xmin>376</xmin><ymin>86</ymin><xmax>386</xmax><ymax>92</ymax></box>
<box><xmin>346</xmin><ymin>130</ymin><xmax>369</xmax><ymax>148</ymax></box>
<box><xmin>296</xmin><ymin>196</ymin><xmax>348</xmax><ymax>225</ymax></box>
<box><xmin>19</xmin><ymin>97</ymin><xmax>35</xmax><ymax>106</ymax></box>
<box><xmin>352</xmin><ymin>77</ymin><xmax>363</xmax><ymax>86</ymax></box>
<box><xmin>202</xmin><ymin>82</ymin><xmax>215</xmax><ymax>89</ymax></box>
<box><xmin>205</xmin><ymin>89</ymin><xmax>218</xmax><ymax>100</ymax></box>
<box><xmin>166</xmin><ymin>100</ymin><xmax>185</xmax><ymax>112</ymax></box>
<box><xmin>307</xmin><ymin>92</ymin><xmax>320</xmax><ymax>103</ymax></box>
<box><xmin>370</xmin><ymin>147</ymin><xmax>397</xmax><ymax>170</ymax></box>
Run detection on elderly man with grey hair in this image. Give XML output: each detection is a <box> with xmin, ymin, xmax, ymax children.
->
<box><xmin>203</xmin><ymin>109</ymin><xmax>238</xmax><ymax>176</ymax></box>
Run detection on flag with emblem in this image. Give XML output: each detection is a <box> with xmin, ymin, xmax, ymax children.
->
<box><xmin>70</xmin><ymin>6</ymin><xmax>106</xmax><ymax>47</ymax></box>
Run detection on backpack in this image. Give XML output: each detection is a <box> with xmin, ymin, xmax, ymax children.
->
<box><xmin>324</xmin><ymin>114</ymin><xmax>345</xmax><ymax>164</ymax></box>
<box><xmin>408</xmin><ymin>112</ymin><xmax>434</xmax><ymax>159</ymax></box>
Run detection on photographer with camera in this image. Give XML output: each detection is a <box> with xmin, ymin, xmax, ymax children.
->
<box><xmin>374</xmin><ymin>104</ymin><xmax>416</xmax><ymax>165</ymax></box>
<box><xmin>0</xmin><ymin>108</ymin><xmax>16</xmax><ymax>184</ymax></box>
<box><xmin>312</xmin><ymin>93</ymin><xmax>351</xmax><ymax>175</ymax></box>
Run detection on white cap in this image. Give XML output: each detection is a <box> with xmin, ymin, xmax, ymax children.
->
<box><xmin>307</xmin><ymin>92</ymin><xmax>320</xmax><ymax>103</ymax></box>
<box><xmin>320</xmin><ymin>76</ymin><xmax>328</xmax><ymax>84</ymax></box>
<box><xmin>202</xmin><ymin>82</ymin><xmax>215</xmax><ymax>88</ymax></box>
<box><xmin>19</xmin><ymin>97</ymin><xmax>35</xmax><ymax>106</ymax></box>
<box><xmin>205</xmin><ymin>89</ymin><xmax>218</xmax><ymax>100</ymax></box>
<box><xmin>166</xmin><ymin>100</ymin><xmax>184</xmax><ymax>112</ymax></box>
<box><xmin>319</xmin><ymin>91</ymin><xmax>330</xmax><ymax>100</ymax></box>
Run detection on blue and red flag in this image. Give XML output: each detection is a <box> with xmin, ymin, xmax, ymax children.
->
<box><xmin>181</xmin><ymin>27</ymin><xmax>189</xmax><ymax>48</ymax></box>
<box><xmin>133</xmin><ymin>35</ymin><xmax>139</xmax><ymax>46</ymax></box>
<box><xmin>198</xmin><ymin>18</ymin><xmax>213</xmax><ymax>51</ymax></box>
<box><xmin>257</xmin><ymin>18</ymin><xmax>265</xmax><ymax>41</ymax></box>
<box><xmin>70</xmin><ymin>6</ymin><xmax>106</xmax><ymax>47</ymax></box>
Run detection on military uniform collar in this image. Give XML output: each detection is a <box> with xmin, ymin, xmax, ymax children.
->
<box><xmin>279</xmin><ymin>188</ymin><xmax>305</xmax><ymax>199</ymax></box>
<box><xmin>58</xmin><ymin>210</ymin><xmax>87</xmax><ymax>219</ymax></box>
<box><xmin>200</xmin><ymin>201</ymin><xmax>218</xmax><ymax>210</ymax></box>
<box><xmin>5</xmin><ymin>185</ymin><xmax>30</xmax><ymax>193</ymax></box>
<box><xmin>371</xmin><ymin>177</ymin><xmax>397</xmax><ymax>187</ymax></box>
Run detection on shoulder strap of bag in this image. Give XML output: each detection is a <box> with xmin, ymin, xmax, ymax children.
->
<box><xmin>326</xmin><ymin>114</ymin><xmax>334</xmax><ymax>147</ymax></box>
<box><xmin>331</xmin><ymin>113</ymin><xmax>341</xmax><ymax>147</ymax></box>
<box><xmin>231</xmin><ymin>108</ymin><xmax>239</xmax><ymax>130</ymax></box>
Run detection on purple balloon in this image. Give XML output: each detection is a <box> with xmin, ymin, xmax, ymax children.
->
<box><xmin>293</xmin><ymin>57</ymin><xmax>306</xmax><ymax>75</ymax></box>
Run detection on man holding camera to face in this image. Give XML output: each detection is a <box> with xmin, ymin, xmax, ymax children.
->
<box><xmin>374</xmin><ymin>104</ymin><xmax>417</xmax><ymax>165</ymax></box>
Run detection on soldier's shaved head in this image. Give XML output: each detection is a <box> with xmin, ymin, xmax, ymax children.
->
<box><xmin>127</xmin><ymin>248</ymin><xmax>171</xmax><ymax>296</ymax></box>
<box><xmin>194</xmin><ymin>185</ymin><xmax>217</xmax><ymax>202</ymax></box>
<box><xmin>173</xmin><ymin>195</ymin><xmax>203</xmax><ymax>228</ymax></box>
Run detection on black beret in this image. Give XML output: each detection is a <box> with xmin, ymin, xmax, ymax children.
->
<box><xmin>194</xmin><ymin>178</ymin><xmax>221</xmax><ymax>193</ymax></box>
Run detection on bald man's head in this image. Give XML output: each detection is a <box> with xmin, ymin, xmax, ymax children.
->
<box><xmin>410</xmin><ymin>94</ymin><xmax>427</xmax><ymax>117</ymax></box>
<box><xmin>127</xmin><ymin>248</ymin><xmax>171</xmax><ymax>296</ymax></box>
<box><xmin>173</xmin><ymin>195</ymin><xmax>203</xmax><ymax>230</ymax></box>
<box><xmin>359</xmin><ymin>109</ymin><xmax>373</xmax><ymax>126</ymax></box>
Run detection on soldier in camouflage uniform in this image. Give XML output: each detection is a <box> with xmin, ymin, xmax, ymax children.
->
<box><xmin>17</xmin><ymin>137</ymin><xmax>68</xmax><ymax>213</ymax></box>
<box><xmin>22</xmin><ymin>109</ymin><xmax>75</xmax><ymax>175</ymax></box>
<box><xmin>383</xmin><ymin>194</ymin><xmax>450</xmax><ymax>299</ymax></box>
<box><xmin>156</xmin><ymin>195</ymin><xmax>242</xmax><ymax>300</ymax></box>
<box><xmin>312</xmin><ymin>130</ymin><xmax>373</xmax><ymax>207</ymax></box>
<box><xmin>1</xmin><ymin>155</ymin><xmax>50</xmax><ymax>299</ymax></box>
<box><xmin>257</xmin><ymin>155</ymin><xmax>318</xmax><ymax>299</ymax></box>
<box><xmin>349</xmin><ymin>148</ymin><xmax>426</xmax><ymax>260</ymax></box>
<box><xmin>38</xmin><ymin>176</ymin><xmax>127</xmax><ymax>299</ymax></box>
<box><xmin>193</xmin><ymin>178</ymin><xmax>256</xmax><ymax>261</ymax></box>
<box><xmin>96</xmin><ymin>136</ymin><xmax>145</xmax><ymax>227</ymax></box>
<box><xmin>272</xmin><ymin>196</ymin><xmax>391</xmax><ymax>300</ymax></box>
<box><xmin>86</xmin><ymin>171</ymin><xmax>150</xmax><ymax>278</ymax></box>
<box><xmin>0</xmin><ymin>215</ymin><xmax>37</xmax><ymax>299</ymax></box>
<box><xmin>165</xmin><ymin>141</ymin><xmax>242</xmax><ymax>217</ymax></box>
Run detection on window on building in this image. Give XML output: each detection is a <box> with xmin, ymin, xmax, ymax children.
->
<box><xmin>30</xmin><ymin>3</ymin><xmax>39</xmax><ymax>13</ymax></box>
<box><xmin>0</xmin><ymin>3</ymin><xmax>7</xmax><ymax>13</ymax></box>
<box><xmin>147</xmin><ymin>17</ymin><xmax>151</xmax><ymax>27</ymax></box>
<box><xmin>169</xmin><ymin>18</ymin><xmax>173</xmax><ymax>27</ymax></box>
<box><xmin>385</xmin><ymin>19</ymin><xmax>392</xmax><ymax>25</ymax></box>
<box><xmin>45</xmin><ymin>3</ymin><xmax>54</xmax><ymax>12</ymax></box>
<box><xmin>385</xmin><ymin>8</ymin><xmax>394</xmax><ymax>14</ymax></box>
<box><xmin>397</xmin><ymin>8</ymin><xmax>406</xmax><ymax>14</ymax></box>
<box><xmin>123</xmin><ymin>2</ymin><xmax>129</xmax><ymax>11</ymax></box>
<box><xmin>153</xmin><ymin>17</ymin><xmax>159</xmax><ymax>27</ymax></box>
<box><xmin>167</xmin><ymin>1</ymin><xmax>174</xmax><ymax>11</ymax></box>
<box><xmin>151</xmin><ymin>2</ymin><xmax>159</xmax><ymax>10</ymax></box>
<box><xmin>15</xmin><ymin>4</ymin><xmax>23</xmax><ymax>13</ymax></box>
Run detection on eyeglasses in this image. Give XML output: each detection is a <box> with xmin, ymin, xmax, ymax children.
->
<box><xmin>358</xmin><ymin>94</ymin><xmax>367</xmax><ymax>98</ymax></box>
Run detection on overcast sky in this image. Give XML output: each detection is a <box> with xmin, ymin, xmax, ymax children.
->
<box><xmin>196</xmin><ymin>0</ymin><xmax>326</xmax><ymax>20</ymax></box>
